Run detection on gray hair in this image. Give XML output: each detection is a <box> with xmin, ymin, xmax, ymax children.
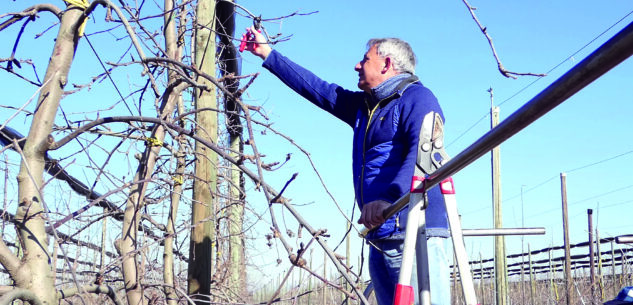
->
<box><xmin>367</xmin><ymin>38</ymin><xmax>416</xmax><ymax>74</ymax></box>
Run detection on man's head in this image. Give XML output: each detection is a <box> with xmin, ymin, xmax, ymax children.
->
<box><xmin>355</xmin><ymin>38</ymin><xmax>417</xmax><ymax>93</ymax></box>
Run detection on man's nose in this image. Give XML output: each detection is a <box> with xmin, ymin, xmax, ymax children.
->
<box><xmin>354</xmin><ymin>62</ymin><xmax>361</xmax><ymax>71</ymax></box>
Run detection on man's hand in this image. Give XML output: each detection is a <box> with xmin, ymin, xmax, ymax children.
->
<box><xmin>243</xmin><ymin>26</ymin><xmax>271</xmax><ymax>60</ymax></box>
<box><xmin>358</xmin><ymin>200</ymin><xmax>391</xmax><ymax>229</ymax></box>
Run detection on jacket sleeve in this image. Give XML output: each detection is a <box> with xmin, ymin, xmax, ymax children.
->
<box><xmin>262</xmin><ymin>50</ymin><xmax>365</xmax><ymax>127</ymax></box>
<box><xmin>381</xmin><ymin>86</ymin><xmax>444</xmax><ymax>203</ymax></box>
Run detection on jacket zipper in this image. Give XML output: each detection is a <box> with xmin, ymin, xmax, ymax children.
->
<box><xmin>358</xmin><ymin>92</ymin><xmax>398</xmax><ymax>207</ymax></box>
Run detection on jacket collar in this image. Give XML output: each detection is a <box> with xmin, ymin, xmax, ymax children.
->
<box><xmin>369</xmin><ymin>73</ymin><xmax>419</xmax><ymax>105</ymax></box>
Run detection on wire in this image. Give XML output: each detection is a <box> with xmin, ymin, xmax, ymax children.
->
<box><xmin>446</xmin><ymin>112</ymin><xmax>488</xmax><ymax>148</ymax></box>
<box><xmin>525</xmin><ymin>184</ymin><xmax>633</xmax><ymax>220</ymax></box>
<box><xmin>569</xmin><ymin>184</ymin><xmax>633</xmax><ymax>206</ymax></box>
<box><xmin>569</xmin><ymin>198</ymin><xmax>633</xmax><ymax>220</ymax></box>
<box><xmin>600</xmin><ymin>198</ymin><xmax>633</xmax><ymax>210</ymax></box>
<box><xmin>460</xmin><ymin>148</ymin><xmax>633</xmax><ymax>217</ymax></box>
<box><xmin>502</xmin><ymin>149</ymin><xmax>633</xmax><ymax>204</ymax></box>
<box><xmin>567</xmin><ymin>149</ymin><xmax>633</xmax><ymax>174</ymax></box>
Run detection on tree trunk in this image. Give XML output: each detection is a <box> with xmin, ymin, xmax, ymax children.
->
<box><xmin>14</xmin><ymin>7</ymin><xmax>83</xmax><ymax>305</ymax></box>
<box><xmin>117</xmin><ymin>88</ymin><xmax>182</xmax><ymax>305</ymax></box>
<box><xmin>189</xmin><ymin>0</ymin><xmax>217</xmax><ymax>302</ymax></box>
<box><xmin>163</xmin><ymin>1</ymin><xmax>184</xmax><ymax>305</ymax></box>
<box><xmin>164</xmin><ymin>143</ymin><xmax>185</xmax><ymax>305</ymax></box>
<box><xmin>116</xmin><ymin>16</ymin><xmax>186</xmax><ymax>302</ymax></box>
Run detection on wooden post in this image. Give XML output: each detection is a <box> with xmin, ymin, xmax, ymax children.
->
<box><xmin>490</xmin><ymin>267</ymin><xmax>495</xmax><ymax>302</ymax></box>
<box><xmin>560</xmin><ymin>173</ymin><xmax>573</xmax><ymax>305</ymax></box>
<box><xmin>597</xmin><ymin>228</ymin><xmax>604</xmax><ymax>301</ymax></box>
<box><xmin>549</xmin><ymin>247</ymin><xmax>559</xmax><ymax>302</ymax></box>
<box><xmin>358</xmin><ymin>255</ymin><xmax>363</xmax><ymax>294</ymax></box>
<box><xmin>622</xmin><ymin>248</ymin><xmax>627</xmax><ymax>287</ymax></box>
<box><xmin>323</xmin><ymin>251</ymin><xmax>327</xmax><ymax>305</ymax></box>
<box><xmin>529</xmin><ymin>244</ymin><xmax>535</xmax><ymax>305</ymax></box>
<box><xmin>480</xmin><ymin>253</ymin><xmax>485</xmax><ymax>305</ymax></box>
<box><xmin>521</xmin><ymin>185</ymin><xmax>526</xmax><ymax>305</ymax></box>
<box><xmin>611</xmin><ymin>240</ymin><xmax>617</xmax><ymax>299</ymax></box>
<box><xmin>292</xmin><ymin>271</ymin><xmax>296</xmax><ymax>301</ymax></box>
<box><xmin>490</xmin><ymin>95</ymin><xmax>508</xmax><ymax>305</ymax></box>
<box><xmin>588</xmin><ymin>209</ymin><xmax>596</xmax><ymax>303</ymax></box>
<box><xmin>345</xmin><ymin>221</ymin><xmax>351</xmax><ymax>300</ymax></box>
<box><xmin>308</xmin><ymin>249</ymin><xmax>313</xmax><ymax>305</ymax></box>
<box><xmin>101</xmin><ymin>217</ymin><xmax>107</xmax><ymax>271</ymax></box>
<box><xmin>190</xmin><ymin>0</ymin><xmax>218</xmax><ymax>301</ymax></box>
<box><xmin>520</xmin><ymin>250</ymin><xmax>525</xmax><ymax>305</ymax></box>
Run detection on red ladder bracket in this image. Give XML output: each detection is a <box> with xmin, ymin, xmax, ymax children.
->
<box><xmin>411</xmin><ymin>176</ymin><xmax>455</xmax><ymax>194</ymax></box>
<box><xmin>440</xmin><ymin>177</ymin><xmax>455</xmax><ymax>194</ymax></box>
<box><xmin>410</xmin><ymin>176</ymin><xmax>426</xmax><ymax>193</ymax></box>
<box><xmin>393</xmin><ymin>284</ymin><xmax>415</xmax><ymax>305</ymax></box>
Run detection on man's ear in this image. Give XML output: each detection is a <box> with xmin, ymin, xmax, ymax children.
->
<box><xmin>382</xmin><ymin>57</ymin><xmax>392</xmax><ymax>74</ymax></box>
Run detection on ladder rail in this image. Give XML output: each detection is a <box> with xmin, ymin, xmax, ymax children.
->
<box><xmin>441</xmin><ymin>178</ymin><xmax>478</xmax><ymax>305</ymax></box>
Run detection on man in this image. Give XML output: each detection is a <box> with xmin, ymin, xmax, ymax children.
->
<box><xmin>244</xmin><ymin>27</ymin><xmax>450</xmax><ymax>305</ymax></box>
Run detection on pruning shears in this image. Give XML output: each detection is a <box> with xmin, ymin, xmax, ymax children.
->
<box><xmin>239</xmin><ymin>16</ymin><xmax>262</xmax><ymax>52</ymax></box>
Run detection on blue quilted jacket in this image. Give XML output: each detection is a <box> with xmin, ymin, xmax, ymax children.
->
<box><xmin>263</xmin><ymin>50</ymin><xmax>449</xmax><ymax>240</ymax></box>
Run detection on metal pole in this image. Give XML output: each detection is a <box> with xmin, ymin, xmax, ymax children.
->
<box><xmin>588</xmin><ymin>209</ymin><xmax>596</xmax><ymax>304</ymax></box>
<box><xmin>414</xmin><ymin>206</ymin><xmax>432</xmax><ymax>305</ymax></box>
<box><xmin>561</xmin><ymin>173</ymin><xmax>573</xmax><ymax>305</ymax></box>
<box><xmin>462</xmin><ymin>227</ymin><xmax>545</xmax><ymax>236</ymax></box>
<box><xmin>374</xmin><ymin>21</ymin><xmax>633</xmax><ymax>224</ymax></box>
<box><xmin>616</xmin><ymin>236</ymin><xmax>633</xmax><ymax>244</ymax></box>
<box><xmin>443</xmin><ymin>181</ymin><xmax>478</xmax><ymax>304</ymax></box>
<box><xmin>453</xmin><ymin>254</ymin><xmax>458</xmax><ymax>304</ymax></box>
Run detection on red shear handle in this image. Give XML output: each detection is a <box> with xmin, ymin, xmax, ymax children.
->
<box><xmin>239</xmin><ymin>29</ymin><xmax>261</xmax><ymax>52</ymax></box>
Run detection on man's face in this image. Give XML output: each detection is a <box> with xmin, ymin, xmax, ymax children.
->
<box><xmin>355</xmin><ymin>45</ymin><xmax>387</xmax><ymax>93</ymax></box>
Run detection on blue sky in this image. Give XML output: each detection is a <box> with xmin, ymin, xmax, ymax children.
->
<box><xmin>2</xmin><ymin>0</ymin><xmax>633</xmax><ymax>289</ymax></box>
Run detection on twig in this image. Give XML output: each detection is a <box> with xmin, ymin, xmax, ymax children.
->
<box><xmin>0</xmin><ymin>4</ymin><xmax>61</xmax><ymax>32</ymax></box>
<box><xmin>84</xmin><ymin>0</ymin><xmax>162</xmax><ymax>97</ymax></box>
<box><xmin>269</xmin><ymin>173</ymin><xmax>297</xmax><ymax>204</ymax></box>
<box><xmin>461</xmin><ymin>0</ymin><xmax>546</xmax><ymax>79</ymax></box>
<box><xmin>57</xmin><ymin>284</ymin><xmax>124</xmax><ymax>305</ymax></box>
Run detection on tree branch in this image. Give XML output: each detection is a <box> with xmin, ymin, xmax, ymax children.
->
<box><xmin>0</xmin><ymin>288</ymin><xmax>44</xmax><ymax>305</ymax></box>
<box><xmin>0</xmin><ymin>4</ymin><xmax>62</xmax><ymax>32</ymax></box>
<box><xmin>461</xmin><ymin>0</ymin><xmax>546</xmax><ymax>79</ymax></box>
<box><xmin>83</xmin><ymin>0</ymin><xmax>161</xmax><ymax>97</ymax></box>
<box><xmin>57</xmin><ymin>284</ymin><xmax>124</xmax><ymax>305</ymax></box>
<box><xmin>0</xmin><ymin>238</ymin><xmax>22</xmax><ymax>282</ymax></box>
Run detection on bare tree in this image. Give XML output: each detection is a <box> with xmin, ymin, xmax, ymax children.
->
<box><xmin>2</xmin><ymin>4</ymin><xmax>84</xmax><ymax>305</ymax></box>
<box><xmin>0</xmin><ymin>2</ymin><xmax>371</xmax><ymax>305</ymax></box>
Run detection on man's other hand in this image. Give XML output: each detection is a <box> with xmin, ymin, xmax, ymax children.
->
<box><xmin>244</xmin><ymin>26</ymin><xmax>271</xmax><ymax>60</ymax></box>
<box><xmin>358</xmin><ymin>200</ymin><xmax>391</xmax><ymax>229</ymax></box>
